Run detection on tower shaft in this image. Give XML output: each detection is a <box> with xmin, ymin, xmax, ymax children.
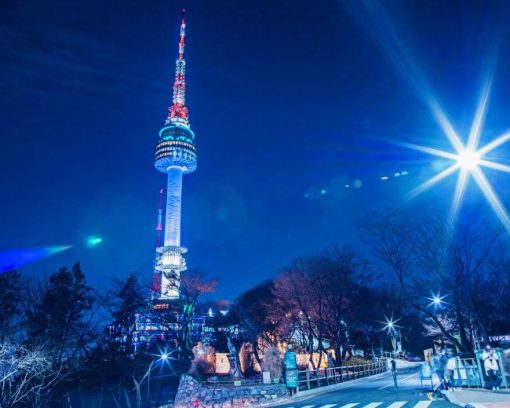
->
<box><xmin>164</xmin><ymin>168</ymin><xmax>183</xmax><ymax>247</ymax></box>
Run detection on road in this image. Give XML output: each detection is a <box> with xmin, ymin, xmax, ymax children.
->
<box><xmin>272</xmin><ymin>366</ymin><xmax>454</xmax><ymax>408</ymax></box>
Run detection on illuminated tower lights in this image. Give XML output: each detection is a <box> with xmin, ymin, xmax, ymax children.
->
<box><xmin>151</xmin><ymin>187</ymin><xmax>164</xmax><ymax>295</ymax></box>
<box><xmin>153</xmin><ymin>11</ymin><xmax>197</xmax><ymax>300</ymax></box>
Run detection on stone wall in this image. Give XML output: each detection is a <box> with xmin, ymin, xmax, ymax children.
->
<box><xmin>173</xmin><ymin>375</ymin><xmax>289</xmax><ymax>407</ymax></box>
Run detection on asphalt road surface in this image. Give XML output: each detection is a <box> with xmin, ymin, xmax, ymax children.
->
<box><xmin>273</xmin><ymin>366</ymin><xmax>454</xmax><ymax>408</ymax></box>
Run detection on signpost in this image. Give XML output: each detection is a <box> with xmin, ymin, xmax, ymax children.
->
<box><xmin>284</xmin><ymin>348</ymin><xmax>298</xmax><ymax>395</ymax></box>
<box><xmin>419</xmin><ymin>363</ymin><xmax>434</xmax><ymax>390</ymax></box>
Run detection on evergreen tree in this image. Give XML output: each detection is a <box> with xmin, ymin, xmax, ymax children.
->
<box><xmin>0</xmin><ymin>270</ymin><xmax>23</xmax><ymax>339</ymax></box>
<box><xmin>26</xmin><ymin>263</ymin><xmax>95</xmax><ymax>363</ymax></box>
<box><xmin>112</xmin><ymin>272</ymin><xmax>146</xmax><ymax>355</ymax></box>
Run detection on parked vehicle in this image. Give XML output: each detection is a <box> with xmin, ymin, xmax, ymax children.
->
<box><xmin>404</xmin><ymin>352</ymin><xmax>422</xmax><ymax>362</ymax></box>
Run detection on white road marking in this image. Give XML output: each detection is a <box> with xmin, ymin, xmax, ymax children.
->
<box><xmin>361</xmin><ymin>403</ymin><xmax>382</xmax><ymax>408</ymax></box>
<box><xmin>387</xmin><ymin>402</ymin><xmax>407</xmax><ymax>408</ymax></box>
<box><xmin>300</xmin><ymin>406</ymin><xmax>315</xmax><ymax>408</ymax></box>
<box><xmin>412</xmin><ymin>402</ymin><xmax>432</xmax><ymax>408</ymax></box>
<box><xmin>338</xmin><ymin>404</ymin><xmax>360</xmax><ymax>408</ymax></box>
<box><xmin>319</xmin><ymin>405</ymin><xmax>337</xmax><ymax>408</ymax></box>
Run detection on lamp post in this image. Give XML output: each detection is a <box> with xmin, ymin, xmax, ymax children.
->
<box><xmin>147</xmin><ymin>352</ymin><xmax>171</xmax><ymax>408</ymax></box>
<box><xmin>427</xmin><ymin>293</ymin><xmax>447</xmax><ymax>350</ymax></box>
<box><xmin>383</xmin><ymin>318</ymin><xmax>401</xmax><ymax>357</ymax></box>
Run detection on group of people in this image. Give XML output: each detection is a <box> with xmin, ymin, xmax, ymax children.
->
<box><xmin>431</xmin><ymin>350</ymin><xmax>456</xmax><ymax>390</ymax></box>
<box><xmin>431</xmin><ymin>346</ymin><xmax>502</xmax><ymax>391</ymax></box>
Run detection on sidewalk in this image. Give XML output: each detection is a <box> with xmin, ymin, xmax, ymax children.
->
<box><xmin>442</xmin><ymin>388</ymin><xmax>510</xmax><ymax>408</ymax></box>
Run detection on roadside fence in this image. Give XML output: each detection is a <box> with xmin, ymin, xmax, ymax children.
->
<box><xmin>296</xmin><ymin>358</ymin><xmax>388</xmax><ymax>391</ymax></box>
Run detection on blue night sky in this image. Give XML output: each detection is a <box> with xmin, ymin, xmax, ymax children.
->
<box><xmin>2</xmin><ymin>0</ymin><xmax>510</xmax><ymax>300</ymax></box>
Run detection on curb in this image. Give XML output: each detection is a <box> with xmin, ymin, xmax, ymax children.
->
<box><xmin>440</xmin><ymin>390</ymin><xmax>467</xmax><ymax>407</ymax></box>
<box><xmin>440</xmin><ymin>389</ymin><xmax>510</xmax><ymax>408</ymax></box>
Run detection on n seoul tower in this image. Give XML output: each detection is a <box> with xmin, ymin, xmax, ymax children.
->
<box><xmin>153</xmin><ymin>11</ymin><xmax>197</xmax><ymax>300</ymax></box>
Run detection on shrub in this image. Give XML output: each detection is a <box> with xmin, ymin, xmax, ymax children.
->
<box><xmin>261</xmin><ymin>347</ymin><xmax>283</xmax><ymax>381</ymax></box>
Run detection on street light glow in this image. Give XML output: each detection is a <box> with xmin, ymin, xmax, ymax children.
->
<box><xmin>427</xmin><ymin>293</ymin><xmax>446</xmax><ymax>307</ymax></box>
<box><xmin>161</xmin><ymin>353</ymin><xmax>168</xmax><ymax>360</ymax></box>
<box><xmin>402</xmin><ymin>79</ymin><xmax>510</xmax><ymax>232</ymax></box>
<box><xmin>457</xmin><ymin>149</ymin><xmax>480</xmax><ymax>170</ymax></box>
<box><xmin>381</xmin><ymin>316</ymin><xmax>401</xmax><ymax>334</ymax></box>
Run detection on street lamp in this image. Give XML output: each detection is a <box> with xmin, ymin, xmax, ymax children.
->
<box><xmin>382</xmin><ymin>316</ymin><xmax>402</xmax><ymax>356</ymax></box>
<box><xmin>148</xmin><ymin>351</ymin><xmax>174</xmax><ymax>407</ymax></box>
<box><xmin>427</xmin><ymin>293</ymin><xmax>446</xmax><ymax>308</ymax></box>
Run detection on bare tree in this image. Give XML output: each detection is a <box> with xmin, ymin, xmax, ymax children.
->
<box><xmin>362</xmin><ymin>208</ymin><xmax>506</xmax><ymax>353</ymax></box>
<box><xmin>0</xmin><ymin>340</ymin><xmax>62</xmax><ymax>408</ymax></box>
<box><xmin>274</xmin><ymin>247</ymin><xmax>374</xmax><ymax>366</ymax></box>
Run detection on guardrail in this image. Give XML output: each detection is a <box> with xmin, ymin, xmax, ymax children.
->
<box><xmin>379</xmin><ymin>351</ymin><xmax>397</xmax><ymax>358</ymax></box>
<box><xmin>456</xmin><ymin>356</ymin><xmax>509</xmax><ymax>390</ymax></box>
<box><xmin>202</xmin><ymin>377</ymin><xmax>264</xmax><ymax>387</ymax></box>
<box><xmin>296</xmin><ymin>358</ymin><xmax>388</xmax><ymax>391</ymax></box>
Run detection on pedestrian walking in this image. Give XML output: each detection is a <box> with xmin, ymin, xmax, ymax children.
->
<box><xmin>391</xmin><ymin>358</ymin><xmax>398</xmax><ymax>392</ymax></box>
<box><xmin>445</xmin><ymin>351</ymin><xmax>464</xmax><ymax>390</ymax></box>
<box><xmin>432</xmin><ymin>350</ymin><xmax>447</xmax><ymax>389</ymax></box>
<box><xmin>483</xmin><ymin>346</ymin><xmax>501</xmax><ymax>391</ymax></box>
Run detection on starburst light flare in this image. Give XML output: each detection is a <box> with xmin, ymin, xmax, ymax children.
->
<box><xmin>403</xmin><ymin>79</ymin><xmax>510</xmax><ymax>232</ymax></box>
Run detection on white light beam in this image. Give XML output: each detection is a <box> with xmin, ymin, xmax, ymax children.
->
<box><xmin>406</xmin><ymin>164</ymin><xmax>460</xmax><ymax>201</ymax></box>
<box><xmin>477</xmin><ymin>131</ymin><xmax>510</xmax><ymax>156</ymax></box>
<box><xmin>449</xmin><ymin>169</ymin><xmax>469</xmax><ymax>226</ymax></box>
<box><xmin>467</xmin><ymin>80</ymin><xmax>492</xmax><ymax>151</ymax></box>
<box><xmin>478</xmin><ymin>160</ymin><xmax>510</xmax><ymax>173</ymax></box>
<box><xmin>472</xmin><ymin>167</ymin><xmax>510</xmax><ymax>232</ymax></box>
<box><xmin>398</xmin><ymin>142</ymin><xmax>459</xmax><ymax>160</ymax></box>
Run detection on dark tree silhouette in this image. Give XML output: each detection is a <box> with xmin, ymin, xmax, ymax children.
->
<box><xmin>26</xmin><ymin>263</ymin><xmax>95</xmax><ymax>364</ymax></box>
<box><xmin>111</xmin><ymin>272</ymin><xmax>147</xmax><ymax>355</ymax></box>
<box><xmin>0</xmin><ymin>270</ymin><xmax>23</xmax><ymax>339</ymax></box>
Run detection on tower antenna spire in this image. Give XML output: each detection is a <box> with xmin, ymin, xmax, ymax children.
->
<box><xmin>167</xmin><ymin>9</ymin><xmax>189</xmax><ymax>125</ymax></box>
<box><xmin>179</xmin><ymin>9</ymin><xmax>186</xmax><ymax>60</ymax></box>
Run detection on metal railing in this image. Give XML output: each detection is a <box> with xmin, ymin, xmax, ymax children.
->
<box><xmin>379</xmin><ymin>351</ymin><xmax>402</xmax><ymax>359</ymax></box>
<box><xmin>296</xmin><ymin>359</ymin><xmax>388</xmax><ymax>391</ymax></box>
<box><xmin>455</xmin><ymin>357</ymin><xmax>509</xmax><ymax>390</ymax></box>
<box><xmin>202</xmin><ymin>377</ymin><xmax>264</xmax><ymax>387</ymax></box>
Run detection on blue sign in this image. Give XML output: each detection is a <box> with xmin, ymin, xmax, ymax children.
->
<box><xmin>420</xmin><ymin>363</ymin><xmax>432</xmax><ymax>380</ymax></box>
<box><xmin>284</xmin><ymin>351</ymin><xmax>297</xmax><ymax>369</ymax></box>
<box><xmin>285</xmin><ymin>368</ymin><xmax>298</xmax><ymax>388</ymax></box>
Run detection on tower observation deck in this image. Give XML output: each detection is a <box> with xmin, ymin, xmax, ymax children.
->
<box><xmin>153</xmin><ymin>11</ymin><xmax>197</xmax><ymax>300</ymax></box>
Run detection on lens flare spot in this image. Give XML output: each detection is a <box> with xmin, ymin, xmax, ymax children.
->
<box><xmin>86</xmin><ymin>236</ymin><xmax>103</xmax><ymax>248</ymax></box>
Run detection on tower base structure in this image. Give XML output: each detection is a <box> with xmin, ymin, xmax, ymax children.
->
<box><xmin>154</xmin><ymin>245</ymin><xmax>187</xmax><ymax>300</ymax></box>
